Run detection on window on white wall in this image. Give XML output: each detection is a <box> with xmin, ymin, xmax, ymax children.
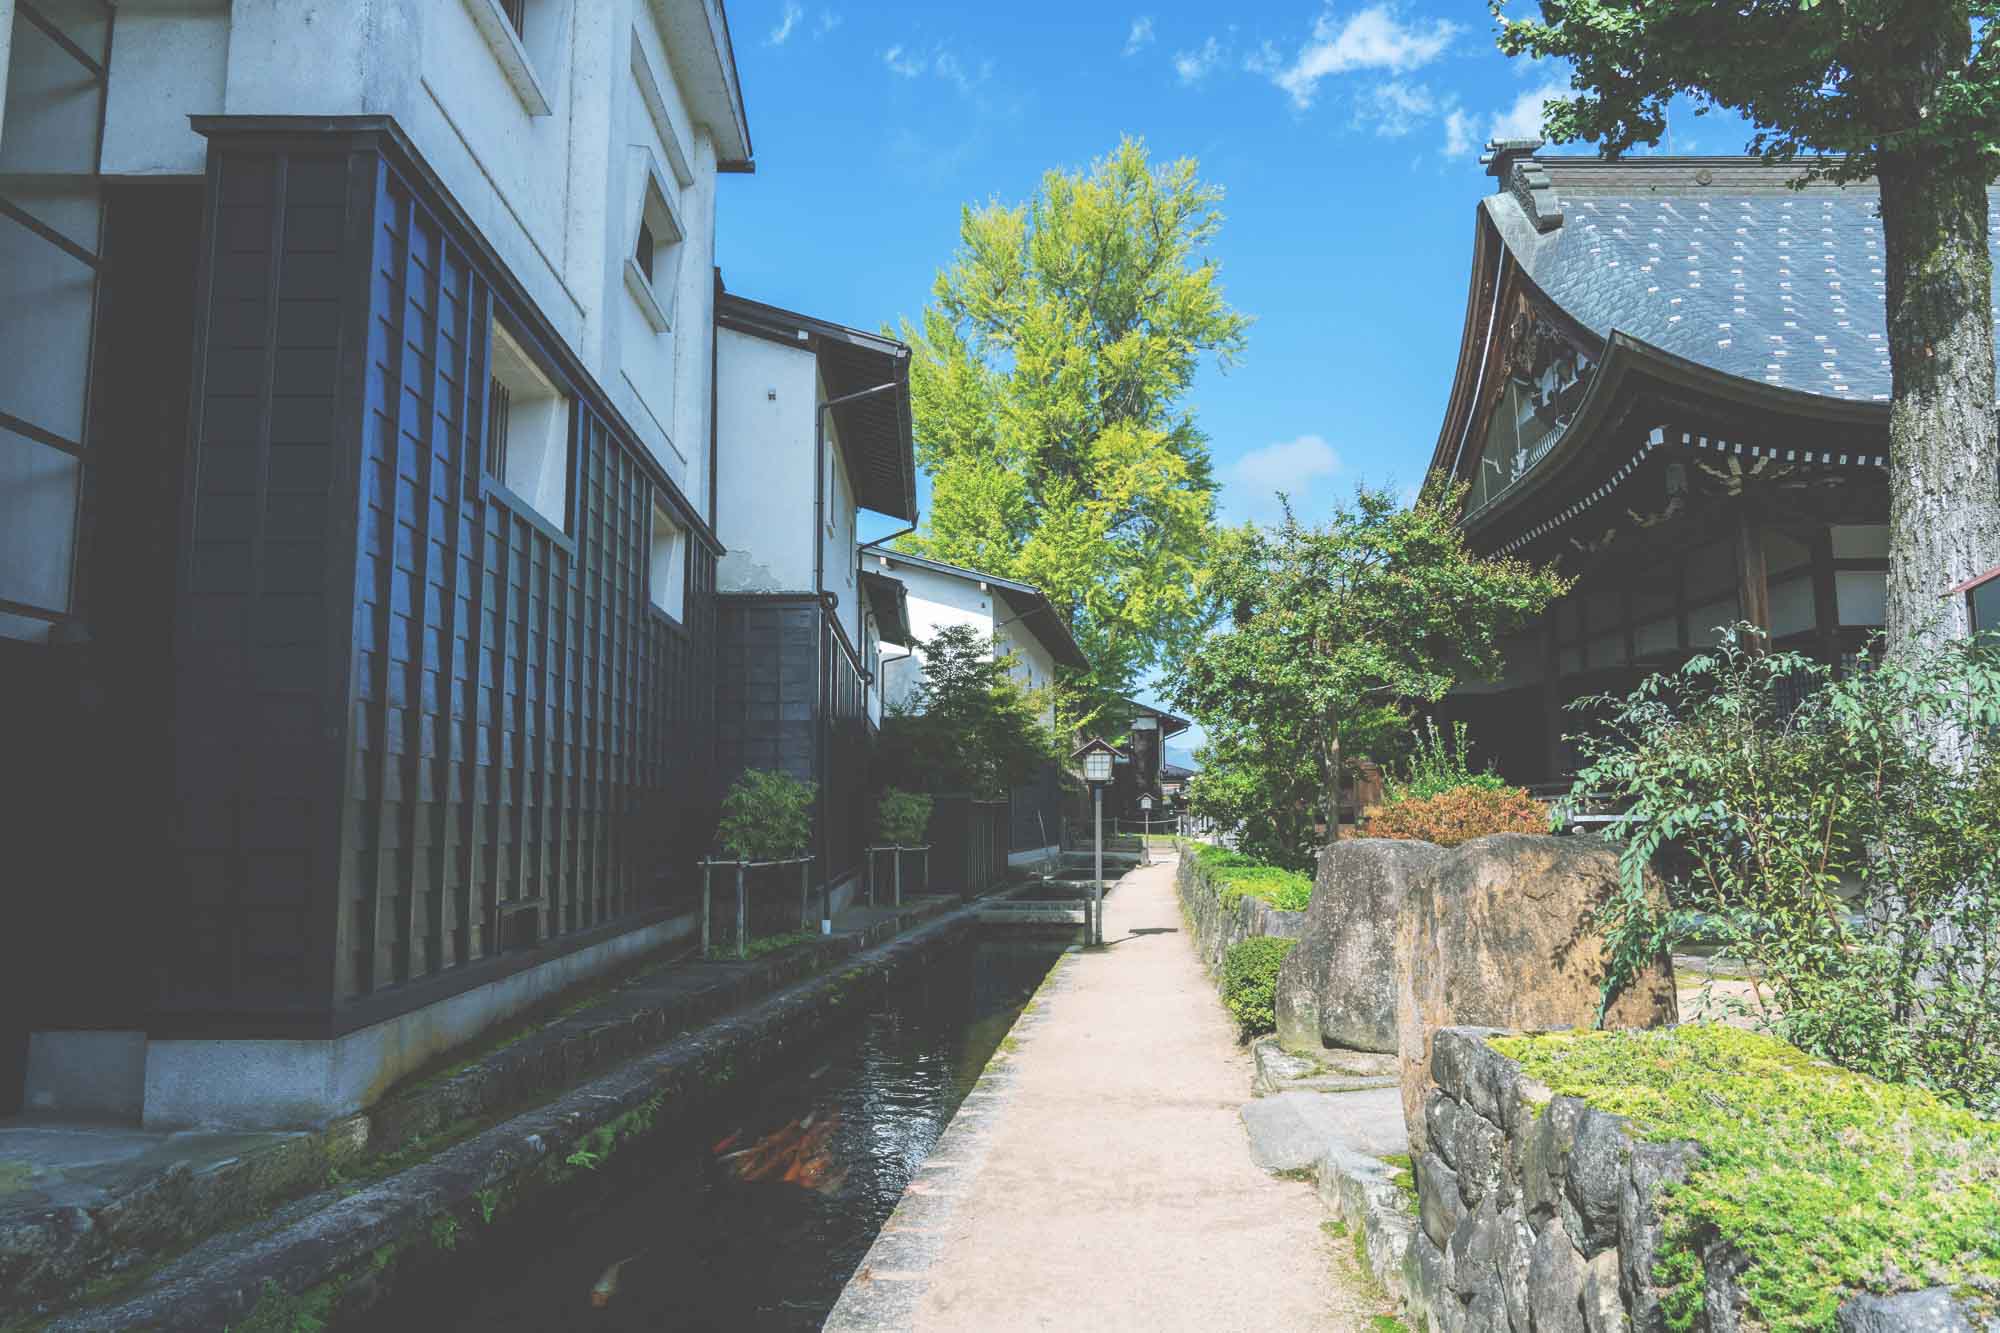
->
<box><xmin>650</xmin><ymin>502</ymin><xmax>686</xmax><ymax>621</ymax></box>
<box><xmin>465</xmin><ymin>0</ymin><xmax>565</xmax><ymax>115</ymax></box>
<box><xmin>624</xmin><ymin>147</ymin><xmax>685</xmax><ymax>334</ymax></box>
<box><xmin>487</xmin><ymin>319</ymin><xmax>570</xmax><ymax>529</ymax></box>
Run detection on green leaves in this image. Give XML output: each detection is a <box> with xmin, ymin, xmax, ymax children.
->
<box><xmin>874</xmin><ymin>624</ymin><xmax>1061</xmax><ymax>799</ymax></box>
<box><xmin>901</xmin><ymin>137</ymin><xmax>1247</xmax><ymax>713</ymax></box>
<box><xmin>1169</xmin><ymin>479</ymin><xmax>1569</xmax><ymax>851</ymax></box>
<box><xmin>1566</xmin><ymin>629</ymin><xmax>2000</xmax><ymax>1112</ymax></box>
<box><xmin>715</xmin><ymin>769</ymin><xmax>816</xmax><ymax>862</ymax></box>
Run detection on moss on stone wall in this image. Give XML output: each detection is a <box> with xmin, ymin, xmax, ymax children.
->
<box><xmin>1490</xmin><ymin>1025</ymin><xmax>2000</xmax><ymax>1331</ymax></box>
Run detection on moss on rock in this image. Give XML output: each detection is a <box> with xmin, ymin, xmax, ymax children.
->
<box><xmin>1489</xmin><ymin>1025</ymin><xmax>2000</xmax><ymax>1331</ymax></box>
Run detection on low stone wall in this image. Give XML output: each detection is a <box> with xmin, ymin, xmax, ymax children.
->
<box><xmin>1406</xmin><ymin>1028</ymin><xmax>1983</xmax><ymax>1333</ymax></box>
<box><xmin>1174</xmin><ymin>851</ymin><xmax>1306</xmax><ymax>979</ymax></box>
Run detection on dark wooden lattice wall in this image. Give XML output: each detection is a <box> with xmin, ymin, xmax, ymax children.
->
<box><xmin>166</xmin><ymin>125</ymin><xmax>717</xmax><ymax>1035</ymax></box>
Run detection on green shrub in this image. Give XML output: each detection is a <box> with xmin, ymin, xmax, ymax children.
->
<box><xmin>1568</xmin><ymin>629</ymin><xmax>2000</xmax><ymax>1112</ymax></box>
<box><xmin>1493</xmin><ymin>1025</ymin><xmax>2000</xmax><ymax>1332</ymax></box>
<box><xmin>1367</xmin><ymin>784</ymin><xmax>1549</xmax><ymax>847</ymax></box>
<box><xmin>1191</xmin><ymin>844</ymin><xmax>1313</xmax><ymax>911</ymax></box>
<box><xmin>874</xmin><ymin>788</ymin><xmax>933</xmax><ymax>846</ymax></box>
<box><xmin>1384</xmin><ymin>717</ymin><xmax>1507</xmax><ymax>803</ymax></box>
<box><xmin>1221</xmin><ymin>936</ymin><xmax>1297</xmax><ymax>1037</ymax></box>
<box><xmin>715</xmin><ymin>769</ymin><xmax>815</xmax><ymax>862</ymax></box>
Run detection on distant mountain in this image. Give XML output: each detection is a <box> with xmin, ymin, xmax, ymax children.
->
<box><xmin>1164</xmin><ymin>745</ymin><xmax>1200</xmax><ymax>772</ymax></box>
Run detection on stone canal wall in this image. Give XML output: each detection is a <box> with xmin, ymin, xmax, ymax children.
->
<box><xmin>1403</xmin><ymin>1028</ymin><xmax>1984</xmax><ymax>1333</ymax></box>
<box><xmin>1174</xmin><ymin>850</ymin><xmax>1307</xmax><ymax>979</ymax></box>
<box><xmin>39</xmin><ymin>905</ymin><xmax>986</xmax><ymax>1332</ymax></box>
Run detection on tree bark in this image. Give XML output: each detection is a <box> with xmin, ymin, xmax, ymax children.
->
<box><xmin>1875</xmin><ymin>148</ymin><xmax>2000</xmax><ymax>657</ymax></box>
<box><xmin>1320</xmin><ymin>721</ymin><xmax>1342</xmax><ymax>843</ymax></box>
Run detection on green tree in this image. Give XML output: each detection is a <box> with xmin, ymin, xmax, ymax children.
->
<box><xmin>875</xmin><ymin>624</ymin><xmax>1061</xmax><ymax>798</ymax></box>
<box><xmin>1182</xmin><ymin>714</ymin><xmax>1323</xmax><ymax>872</ymax></box>
<box><xmin>1493</xmin><ymin>0</ymin><xmax>2000</xmax><ymax>658</ymax></box>
<box><xmin>1169</xmin><ymin>484</ymin><xmax>1569</xmax><ymax>835</ymax></box>
<box><xmin>900</xmin><ymin>137</ymin><xmax>1250</xmax><ymax>719</ymax></box>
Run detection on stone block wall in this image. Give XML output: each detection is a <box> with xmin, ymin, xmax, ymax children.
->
<box><xmin>1173</xmin><ymin>851</ymin><xmax>1307</xmax><ymax>979</ymax></box>
<box><xmin>1409</xmin><ymin>1028</ymin><xmax>1983</xmax><ymax>1333</ymax></box>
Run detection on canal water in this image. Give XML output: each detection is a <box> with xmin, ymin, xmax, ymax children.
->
<box><xmin>397</xmin><ymin>933</ymin><xmax>1067</xmax><ymax>1332</ymax></box>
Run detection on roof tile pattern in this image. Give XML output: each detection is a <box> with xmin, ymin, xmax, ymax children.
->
<box><xmin>1515</xmin><ymin>183</ymin><xmax>2000</xmax><ymax>402</ymax></box>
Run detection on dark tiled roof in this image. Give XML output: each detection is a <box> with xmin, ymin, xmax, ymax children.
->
<box><xmin>1488</xmin><ymin>160</ymin><xmax>2000</xmax><ymax>402</ymax></box>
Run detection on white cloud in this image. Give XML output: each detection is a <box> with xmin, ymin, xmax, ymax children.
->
<box><xmin>1438</xmin><ymin>78</ymin><xmax>1568</xmax><ymax>157</ymax></box>
<box><xmin>1124</xmin><ymin>16</ymin><xmax>1155</xmax><ymax>56</ymax></box>
<box><xmin>1355</xmin><ymin>80</ymin><xmax>1437</xmax><ymax>137</ymax></box>
<box><xmin>1174</xmin><ymin>35</ymin><xmax>1223</xmax><ymax>84</ymax></box>
<box><xmin>1490</xmin><ymin>78</ymin><xmax>1568</xmax><ymax>142</ymax></box>
<box><xmin>767</xmin><ymin>1</ymin><xmax>803</xmax><ymax>45</ymax></box>
<box><xmin>1264</xmin><ymin>6</ymin><xmax>1459</xmax><ymax>109</ymax></box>
<box><xmin>817</xmin><ymin>10</ymin><xmax>842</xmax><ymax>36</ymax></box>
<box><xmin>1442</xmin><ymin>106</ymin><xmax>1478</xmax><ymax>158</ymax></box>
<box><xmin>1225</xmin><ymin>435</ymin><xmax>1343</xmax><ymax>522</ymax></box>
<box><xmin>883</xmin><ymin>43</ymin><xmax>925</xmax><ymax>77</ymax></box>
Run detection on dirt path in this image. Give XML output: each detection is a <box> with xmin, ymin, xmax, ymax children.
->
<box><xmin>898</xmin><ymin>854</ymin><xmax>1378</xmax><ymax>1333</ymax></box>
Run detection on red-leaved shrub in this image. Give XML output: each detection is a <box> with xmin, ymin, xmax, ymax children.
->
<box><xmin>1366</xmin><ymin>784</ymin><xmax>1548</xmax><ymax>847</ymax></box>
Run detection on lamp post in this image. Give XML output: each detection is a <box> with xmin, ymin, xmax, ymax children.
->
<box><xmin>1074</xmin><ymin>739</ymin><xmax>1117</xmax><ymax>946</ymax></box>
<box><xmin>1138</xmin><ymin>795</ymin><xmax>1153</xmax><ymax>866</ymax></box>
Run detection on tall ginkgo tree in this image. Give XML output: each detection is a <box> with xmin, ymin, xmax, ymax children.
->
<box><xmin>1494</xmin><ymin>0</ymin><xmax>2000</xmax><ymax>657</ymax></box>
<box><xmin>900</xmin><ymin>137</ymin><xmax>1249</xmax><ymax>722</ymax></box>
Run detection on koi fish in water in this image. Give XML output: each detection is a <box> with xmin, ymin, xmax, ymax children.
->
<box><xmin>589</xmin><ymin>1254</ymin><xmax>642</xmax><ymax>1308</ymax></box>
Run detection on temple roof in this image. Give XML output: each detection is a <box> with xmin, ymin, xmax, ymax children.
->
<box><xmin>1482</xmin><ymin>154</ymin><xmax>2000</xmax><ymax>403</ymax></box>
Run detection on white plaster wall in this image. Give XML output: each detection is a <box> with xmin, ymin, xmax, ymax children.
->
<box><xmin>715</xmin><ymin>327</ymin><xmax>815</xmax><ymax>591</ymax></box>
<box><xmin>821</xmin><ymin>377</ymin><xmax>862</xmax><ymax>649</ymax></box>
<box><xmin>1</xmin><ymin>0</ymin><xmax>104</xmax><ymax>174</ymax></box>
<box><xmin>874</xmin><ymin>560</ymin><xmax>997</xmax><ymax>713</ymax></box>
<box><xmin>994</xmin><ymin>592</ymin><xmax>1058</xmax><ymax>730</ymax></box>
<box><xmin>99</xmin><ymin>2</ymin><xmax>229</xmax><ymax>176</ymax></box>
<box><xmin>0</xmin><ymin>0</ymin><xmax>15</xmax><ymax>148</ymax></box>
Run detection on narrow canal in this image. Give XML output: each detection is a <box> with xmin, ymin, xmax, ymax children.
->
<box><xmin>392</xmin><ymin>933</ymin><xmax>1067</xmax><ymax>1331</ymax></box>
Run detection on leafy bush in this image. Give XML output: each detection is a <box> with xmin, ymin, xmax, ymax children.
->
<box><xmin>1568</xmin><ymin>630</ymin><xmax>2000</xmax><ymax>1113</ymax></box>
<box><xmin>1368</xmin><ymin>784</ymin><xmax>1548</xmax><ymax>847</ymax></box>
<box><xmin>1495</xmin><ymin>1025</ymin><xmax>2000</xmax><ymax>1332</ymax></box>
<box><xmin>874</xmin><ymin>788</ymin><xmax>933</xmax><ymax>846</ymax></box>
<box><xmin>1191</xmin><ymin>844</ymin><xmax>1314</xmax><ymax>911</ymax></box>
<box><xmin>874</xmin><ymin>624</ymin><xmax>1060</xmax><ymax>798</ymax></box>
<box><xmin>1221</xmin><ymin>936</ymin><xmax>1298</xmax><ymax>1038</ymax></box>
<box><xmin>1384</xmin><ymin>717</ymin><xmax>1508</xmax><ymax>802</ymax></box>
<box><xmin>715</xmin><ymin>769</ymin><xmax>815</xmax><ymax>862</ymax></box>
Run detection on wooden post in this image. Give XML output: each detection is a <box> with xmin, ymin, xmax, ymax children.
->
<box><xmin>894</xmin><ymin>847</ymin><xmax>903</xmax><ymax>906</ymax></box>
<box><xmin>701</xmin><ymin>860</ymin><xmax>712</xmax><ymax>957</ymax></box>
<box><xmin>867</xmin><ymin>849</ymin><xmax>875</xmax><ymax>907</ymax></box>
<box><xmin>1734</xmin><ymin>503</ymin><xmax>1772</xmax><ymax>651</ymax></box>
<box><xmin>800</xmin><ymin>858</ymin><xmax>809</xmax><ymax>932</ymax></box>
<box><xmin>736</xmin><ymin>862</ymin><xmax>747</xmax><ymax>962</ymax></box>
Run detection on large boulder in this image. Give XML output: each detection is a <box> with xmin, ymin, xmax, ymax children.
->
<box><xmin>1275</xmin><ymin>839</ymin><xmax>1447</xmax><ymax>1055</ymax></box>
<box><xmin>1396</xmin><ymin>834</ymin><xmax>1677</xmax><ymax>1153</ymax></box>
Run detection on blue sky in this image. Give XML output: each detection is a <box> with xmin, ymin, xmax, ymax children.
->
<box><xmin>713</xmin><ymin>2</ymin><xmax>1749</xmax><ymax>730</ymax></box>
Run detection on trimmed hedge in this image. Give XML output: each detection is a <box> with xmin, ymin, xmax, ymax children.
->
<box><xmin>1188</xmin><ymin>844</ymin><xmax>1313</xmax><ymax>911</ymax></box>
<box><xmin>1367</xmin><ymin>784</ymin><xmax>1548</xmax><ymax>847</ymax></box>
<box><xmin>1221</xmin><ymin>936</ymin><xmax>1298</xmax><ymax>1038</ymax></box>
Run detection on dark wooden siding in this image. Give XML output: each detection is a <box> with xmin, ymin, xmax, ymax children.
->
<box><xmin>1009</xmin><ymin>760</ymin><xmax>1064</xmax><ymax>852</ymax></box>
<box><xmin>161</xmin><ymin>127</ymin><xmax>718</xmax><ymax>1035</ymax></box>
<box><xmin>715</xmin><ymin>597</ymin><xmax>819</xmax><ymax>784</ymax></box>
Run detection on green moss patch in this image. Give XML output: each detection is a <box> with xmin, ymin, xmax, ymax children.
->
<box><xmin>1490</xmin><ymin>1025</ymin><xmax>2000</xmax><ymax>1332</ymax></box>
<box><xmin>1190</xmin><ymin>845</ymin><xmax>1312</xmax><ymax>911</ymax></box>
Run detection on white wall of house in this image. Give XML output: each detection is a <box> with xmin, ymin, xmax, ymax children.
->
<box><xmin>0</xmin><ymin>0</ymin><xmax>740</xmax><ymax>641</ymax></box>
<box><xmin>715</xmin><ymin>326</ymin><xmax>816</xmax><ymax>592</ymax></box>
<box><xmin>821</xmin><ymin>384</ymin><xmax>862</xmax><ymax>650</ymax></box>
<box><xmin>872</xmin><ymin>557</ymin><xmax>1064</xmax><ymax>732</ymax></box>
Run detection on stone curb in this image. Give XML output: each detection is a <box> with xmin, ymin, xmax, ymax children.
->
<box><xmin>1</xmin><ymin>895</ymin><xmax>958</xmax><ymax>1321</ymax></box>
<box><xmin>1317</xmin><ymin>1142</ymin><xmax>1418</xmax><ymax>1305</ymax></box>
<box><xmin>820</xmin><ymin>949</ymin><xmax>1081</xmax><ymax>1332</ymax></box>
<box><xmin>37</xmin><ymin>903</ymin><xmax>984</xmax><ymax>1332</ymax></box>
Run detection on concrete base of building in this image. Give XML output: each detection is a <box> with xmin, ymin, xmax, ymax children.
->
<box><xmin>1007</xmin><ymin>843</ymin><xmax>1060</xmax><ymax>869</ymax></box>
<box><xmin>27</xmin><ymin>908</ymin><xmax>700</xmax><ymax>1133</ymax></box>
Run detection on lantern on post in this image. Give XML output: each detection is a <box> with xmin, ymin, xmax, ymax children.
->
<box><xmin>1138</xmin><ymin>794</ymin><xmax>1153</xmax><ymax>865</ymax></box>
<box><xmin>1072</xmin><ymin>738</ymin><xmax>1120</xmax><ymax>946</ymax></box>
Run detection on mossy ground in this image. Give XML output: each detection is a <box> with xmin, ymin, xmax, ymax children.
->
<box><xmin>1490</xmin><ymin>1025</ymin><xmax>2000</xmax><ymax>1332</ymax></box>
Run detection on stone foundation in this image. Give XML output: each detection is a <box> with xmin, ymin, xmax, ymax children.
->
<box><xmin>1173</xmin><ymin>852</ymin><xmax>1306</xmax><ymax>979</ymax></box>
<box><xmin>1406</xmin><ymin>1028</ymin><xmax>1984</xmax><ymax>1333</ymax></box>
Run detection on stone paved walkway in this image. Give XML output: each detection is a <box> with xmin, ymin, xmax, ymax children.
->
<box><xmin>846</xmin><ymin>853</ymin><xmax>1377</xmax><ymax>1333</ymax></box>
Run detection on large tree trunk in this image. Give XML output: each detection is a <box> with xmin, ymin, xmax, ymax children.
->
<box><xmin>1875</xmin><ymin>148</ymin><xmax>2000</xmax><ymax>657</ymax></box>
<box><xmin>1320</xmin><ymin>723</ymin><xmax>1342</xmax><ymax>843</ymax></box>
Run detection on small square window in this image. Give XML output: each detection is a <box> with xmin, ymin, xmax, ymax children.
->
<box><xmin>623</xmin><ymin>147</ymin><xmax>684</xmax><ymax>334</ymax></box>
<box><xmin>486</xmin><ymin>318</ymin><xmax>570</xmax><ymax>529</ymax></box>
<box><xmin>649</xmin><ymin>502</ymin><xmax>685</xmax><ymax>621</ymax></box>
